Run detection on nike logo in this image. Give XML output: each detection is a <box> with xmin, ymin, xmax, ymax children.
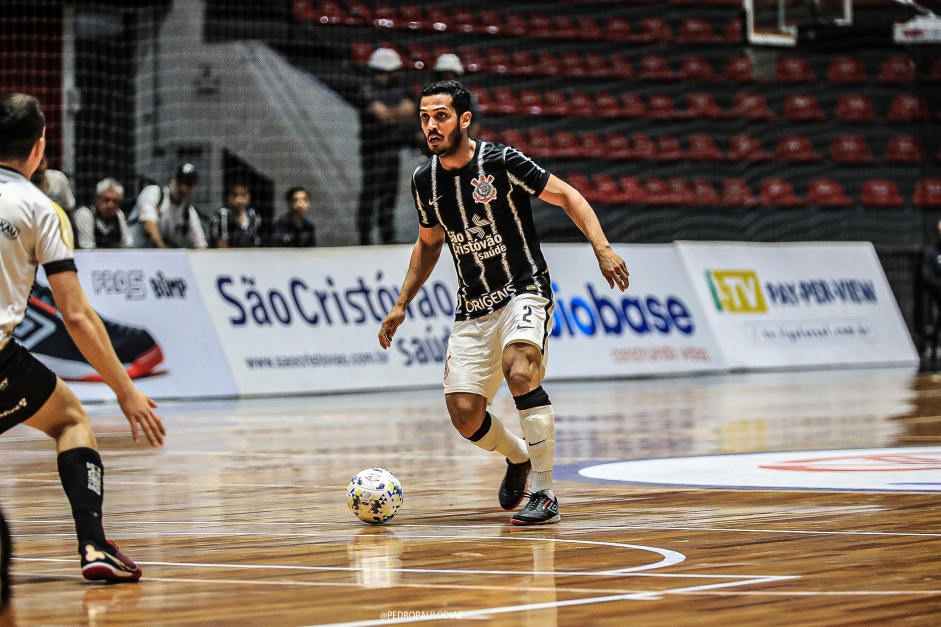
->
<box><xmin>429</xmin><ymin>195</ymin><xmax>443</xmax><ymax>204</ymax></box>
<box><xmin>517</xmin><ymin>325</ymin><xmax>534</xmax><ymax>330</ymax></box>
<box><xmin>527</xmin><ymin>439</ymin><xmax>546</xmax><ymax>446</ymax></box>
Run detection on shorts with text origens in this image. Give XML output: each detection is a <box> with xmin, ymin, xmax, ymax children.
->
<box><xmin>443</xmin><ymin>294</ymin><xmax>553</xmax><ymax>402</ymax></box>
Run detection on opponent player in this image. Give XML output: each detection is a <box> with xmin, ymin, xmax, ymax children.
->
<box><xmin>378</xmin><ymin>81</ymin><xmax>629</xmax><ymax>525</ymax></box>
<box><xmin>0</xmin><ymin>93</ymin><xmax>165</xmax><ymax>580</ymax></box>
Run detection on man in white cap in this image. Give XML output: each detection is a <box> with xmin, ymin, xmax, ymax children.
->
<box><xmin>355</xmin><ymin>47</ymin><xmax>416</xmax><ymax>245</ymax></box>
<box><xmin>433</xmin><ymin>53</ymin><xmax>480</xmax><ymax>138</ymax></box>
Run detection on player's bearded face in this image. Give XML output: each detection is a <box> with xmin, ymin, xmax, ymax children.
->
<box><xmin>427</xmin><ymin>121</ymin><xmax>463</xmax><ymax>157</ymax></box>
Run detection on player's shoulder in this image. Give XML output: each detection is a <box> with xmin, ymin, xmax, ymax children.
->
<box><xmin>413</xmin><ymin>158</ymin><xmax>434</xmax><ymax>182</ymax></box>
<box><xmin>0</xmin><ymin>169</ymin><xmax>57</xmax><ymax>211</ymax></box>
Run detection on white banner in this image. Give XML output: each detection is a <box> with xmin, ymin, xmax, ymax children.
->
<box><xmin>39</xmin><ymin>250</ymin><xmax>237</xmax><ymax>401</ymax></box>
<box><xmin>543</xmin><ymin>245</ymin><xmax>726</xmax><ymax>378</ymax></box>
<box><xmin>675</xmin><ymin>242</ymin><xmax>919</xmax><ymax>369</ymax></box>
<box><xmin>187</xmin><ymin>248</ymin><xmax>460</xmax><ymax>396</ymax></box>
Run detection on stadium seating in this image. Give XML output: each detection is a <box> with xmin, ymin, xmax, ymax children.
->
<box><xmin>830</xmin><ymin>134</ymin><xmax>875</xmax><ymax>165</ymax></box>
<box><xmin>732</xmin><ymin>93</ymin><xmax>776</xmax><ymax>120</ymax></box>
<box><xmin>721</xmin><ymin>178</ymin><xmax>760</xmax><ymax>208</ymax></box>
<box><xmin>887</xmin><ymin>94</ymin><xmax>929</xmax><ymax>122</ymax></box>
<box><xmin>776</xmin><ymin>57</ymin><xmax>816</xmax><ymax>83</ymax></box>
<box><xmin>884</xmin><ymin>135</ymin><xmax>924</xmax><ymax>164</ymax></box>
<box><xmin>808</xmin><ymin>179</ymin><xmax>854</xmax><ymax>208</ymax></box>
<box><xmin>728</xmin><ymin>133</ymin><xmax>774</xmax><ymax>162</ymax></box>
<box><xmin>877</xmin><ymin>56</ymin><xmax>916</xmax><ymax>83</ymax></box>
<box><xmin>783</xmin><ymin>94</ymin><xmax>826</xmax><ymax>122</ymax></box>
<box><xmin>827</xmin><ymin>56</ymin><xmax>867</xmax><ymax>84</ymax></box>
<box><xmin>860</xmin><ymin>179</ymin><xmax>905</xmax><ymax>208</ymax></box>
<box><xmin>914</xmin><ymin>179</ymin><xmax>941</xmax><ymax>208</ymax></box>
<box><xmin>692</xmin><ymin>178</ymin><xmax>722</xmax><ymax>206</ymax></box>
<box><xmin>761</xmin><ymin>178</ymin><xmax>809</xmax><ymax>207</ymax></box>
<box><xmin>686</xmin><ymin>92</ymin><xmax>730</xmax><ymax>119</ymax></box>
<box><xmin>681</xmin><ymin>56</ymin><xmax>717</xmax><ymax>81</ymax></box>
<box><xmin>776</xmin><ymin>135</ymin><xmax>824</xmax><ymax>163</ymax></box>
<box><xmin>836</xmin><ymin>94</ymin><xmax>877</xmax><ymax>123</ymax></box>
<box><xmin>687</xmin><ymin>134</ymin><xmax>727</xmax><ymax>162</ymax></box>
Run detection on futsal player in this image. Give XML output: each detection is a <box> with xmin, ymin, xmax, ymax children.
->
<box><xmin>0</xmin><ymin>93</ymin><xmax>165</xmax><ymax>580</ymax></box>
<box><xmin>378</xmin><ymin>81</ymin><xmax>629</xmax><ymax>525</ymax></box>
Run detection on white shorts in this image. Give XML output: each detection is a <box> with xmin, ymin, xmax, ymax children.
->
<box><xmin>443</xmin><ymin>294</ymin><xmax>553</xmax><ymax>402</ymax></box>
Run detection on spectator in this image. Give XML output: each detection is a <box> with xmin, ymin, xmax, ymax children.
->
<box><xmin>128</xmin><ymin>163</ymin><xmax>207</xmax><ymax>248</ymax></box>
<box><xmin>209</xmin><ymin>182</ymin><xmax>261</xmax><ymax>248</ymax></box>
<box><xmin>30</xmin><ymin>154</ymin><xmax>78</xmax><ymax>246</ymax></box>
<box><xmin>73</xmin><ymin>178</ymin><xmax>133</xmax><ymax>249</ymax></box>
<box><xmin>271</xmin><ymin>186</ymin><xmax>317</xmax><ymax>247</ymax></box>
<box><xmin>355</xmin><ymin>47</ymin><xmax>416</xmax><ymax>245</ymax></box>
<box><xmin>921</xmin><ymin>219</ymin><xmax>941</xmax><ymax>365</ymax></box>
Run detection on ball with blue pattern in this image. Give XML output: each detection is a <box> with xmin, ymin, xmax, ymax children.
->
<box><xmin>346</xmin><ymin>467</ymin><xmax>403</xmax><ymax>525</ymax></box>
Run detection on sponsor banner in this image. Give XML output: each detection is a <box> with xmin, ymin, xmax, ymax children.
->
<box><xmin>187</xmin><ymin>248</ymin><xmax>460</xmax><ymax>396</ymax></box>
<box><xmin>543</xmin><ymin>244</ymin><xmax>725</xmax><ymax>378</ymax></box>
<box><xmin>38</xmin><ymin>250</ymin><xmax>237</xmax><ymax>401</ymax></box>
<box><xmin>675</xmin><ymin>242</ymin><xmax>918</xmax><ymax>369</ymax></box>
<box><xmin>571</xmin><ymin>447</ymin><xmax>941</xmax><ymax>493</ymax></box>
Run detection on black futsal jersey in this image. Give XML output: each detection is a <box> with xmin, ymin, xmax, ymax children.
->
<box><xmin>411</xmin><ymin>140</ymin><xmax>553</xmax><ymax>320</ymax></box>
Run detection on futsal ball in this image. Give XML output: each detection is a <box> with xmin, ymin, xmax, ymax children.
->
<box><xmin>347</xmin><ymin>467</ymin><xmax>403</xmax><ymax>525</ymax></box>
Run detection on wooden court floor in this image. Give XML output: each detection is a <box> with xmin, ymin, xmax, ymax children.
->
<box><xmin>2</xmin><ymin>368</ymin><xmax>940</xmax><ymax>626</ymax></box>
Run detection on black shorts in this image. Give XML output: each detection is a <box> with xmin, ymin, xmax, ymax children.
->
<box><xmin>0</xmin><ymin>340</ymin><xmax>58</xmax><ymax>435</ymax></box>
<box><xmin>0</xmin><ymin>508</ymin><xmax>9</xmax><ymax>609</ymax></box>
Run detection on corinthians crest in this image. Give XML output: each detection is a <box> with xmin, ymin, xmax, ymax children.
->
<box><xmin>470</xmin><ymin>173</ymin><xmax>497</xmax><ymax>204</ymax></box>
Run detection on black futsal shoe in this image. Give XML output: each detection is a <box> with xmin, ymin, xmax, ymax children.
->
<box><xmin>81</xmin><ymin>540</ymin><xmax>143</xmax><ymax>582</ymax></box>
<box><xmin>511</xmin><ymin>491</ymin><xmax>561</xmax><ymax>526</ymax></box>
<box><xmin>499</xmin><ymin>459</ymin><xmax>531</xmax><ymax>510</ymax></box>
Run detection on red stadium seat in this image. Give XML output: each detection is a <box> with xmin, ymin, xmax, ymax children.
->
<box><xmin>887</xmin><ymin>94</ymin><xmax>929</xmax><ymax>122</ymax></box>
<box><xmin>456</xmin><ymin>46</ymin><xmax>484</xmax><ymax>73</ymax></box>
<box><xmin>640</xmin><ymin>18</ymin><xmax>673</xmax><ymax>43</ymax></box>
<box><xmin>500</xmin><ymin>129</ymin><xmax>528</xmax><ymax>152</ymax></box>
<box><xmin>585</xmin><ymin>54</ymin><xmax>612</xmax><ymax>78</ymax></box>
<box><xmin>525</xmin><ymin>129</ymin><xmax>551</xmax><ymax>158</ymax></box>
<box><xmin>884</xmin><ymin>135</ymin><xmax>924</xmax><ymax>164</ymax></box>
<box><xmin>667</xmin><ymin>177</ymin><xmax>695</xmax><ymax>205</ymax></box>
<box><xmin>372</xmin><ymin>3</ymin><xmax>397</xmax><ymax>28</ymax></box>
<box><xmin>576</xmin><ymin>16</ymin><xmax>603</xmax><ymax>41</ymax></box>
<box><xmin>608</xmin><ymin>54</ymin><xmax>635</xmax><ymax>79</ymax></box>
<box><xmin>491</xmin><ymin>87</ymin><xmax>520</xmax><ymax>116</ymax></box>
<box><xmin>618</xmin><ymin>176</ymin><xmax>647</xmax><ymax>204</ymax></box>
<box><xmin>830</xmin><ymin>134</ymin><xmax>875</xmax><ymax>165</ymax></box>
<box><xmin>721</xmin><ymin>178</ymin><xmax>760</xmax><ymax>207</ymax></box>
<box><xmin>503</xmin><ymin>12</ymin><xmax>529</xmax><ymax>37</ymax></box>
<box><xmin>860</xmin><ymin>179</ymin><xmax>905</xmax><ymax>208</ymax></box>
<box><xmin>403</xmin><ymin>43</ymin><xmax>430</xmax><ymax>70</ymax></box>
<box><xmin>485</xmin><ymin>47</ymin><xmax>510</xmax><ymax>74</ymax></box>
<box><xmin>648</xmin><ymin>93</ymin><xmax>683</xmax><ymax>119</ymax></box>
<box><xmin>827</xmin><ymin>56</ymin><xmax>867</xmax><ymax>84</ymax></box>
<box><xmin>566</xmin><ymin>173</ymin><xmax>595</xmax><ymax>202</ymax></box>
<box><xmin>398</xmin><ymin>5</ymin><xmax>424</xmax><ymax>30</ymax></box>
<box><xmin>351</xmin><ymin>41</ymin><xmax>373</xmax><ymax>65</ymax></box>
<box><xmin>535</xmin><ymin>50</ymin><xmax>560</xmax><ymax>76</ymax></box>
<box><xmin>686</xmin><ymin>92</ymin><xmax>729</xmax><ymax>120</ymax></box>
<box><xmin>593</xmin><ymin>92</ymin><xmax>621</xmax><ymax>118</ymax></box>
<box><xmin>655</xmin><ymin>134</ymin><xmax>685</xmax><ymax>161</ymax></box>
<box><xmin>578</xmin><ymin>132</ymin><xmax>604</xmax><ymax>159</ymax></box>
<box><xmin>519</xmin><ymin>89</ymin><xmax>546</xmax><ymax>116</ymax></box>
<box><xmin>551</xmin><ymin>15</ymin><xmax>579</xmax><ymax>39</ymax></box>
<box><xmin>471</xmin><ymin>88</ymin><xmax>494</xmax><ymax>115</ymax></box>
<box><xmin>638</xmin><ymin>55</ymin><xmax>678</xmax><ymax>81</ymax></box>
<box><xmin>477</xmin><ymin>10</ymin><xmax>501</xmax><ymax>35</ymax></box>
<box><xmin>687</xmin><ymin>134</ymin><xmax>727</xmax><ymax>162</ymax></box>
<box><xmin>425</xmin><ymin>6</ymin><xmax>449</xmax><ymax>31</ymax></box>
<box><xmin>568</xmin><ymin>91</ymin><xmax>595</xmax><ymax>116</ymax></box>
<box><xmin>561</xmin><ymin>52</ymin><xmax>588</xmax><ymax>77</ymax></box>
<box><xmin>509</xmin><ymin>50</ymin><xmax>537</xmax><ymax>76</ymax></box>
<box><xmin>344</xmin><ymin>1</ymin><xmax>373</xmax><ymax>26</ymax></box>
<box><xmin>776</xmin><ymin>135</ymin><xmax>824</xmax><ymax>163</ymax></box>
<box><xmin>620</xmin><ymin>93</ymin><xmax>648</xmax><ymax>119</ymax></box>
<box><xmin>542</xmin><ymin>90</ymin><xmax>570</xmax><ymax>116</ymax></box>
<box><xmin>776</xmin><ymin>57</ymin><xmax>816</xmax><ymax>83</ymax></box>
<box><xmin>681</xmin><ymin>56</ymin><xmax>717</xmax><ymax>81</ymax></box>
<box><xmin>605</xmin><ymin>16</ymin><xmax>640</xmax><ymax>43</ymax></box>
<box><xmin>593</xmin><ymin>174</ymin><xmax>623</xmax><ymax>204</ymax></box>
<box><xmin>679</xmin><ymin>18</ymin><xmax>719</xmax><ymax>44</ymax></box>
<box><xmin>450</xmin><ymin>7</ymin><xmax>477</xmax><ymax>33</ymax></box>
<box><xmin>528</xmin><ymin>13</ymin><xmax>553</xmax><ymax>38</ymax></box>
<box><xmin>761</xmin><ymin>178</ymin><xmax>808</xmax><ymax>207</ymax></box>
<box><xmin>631</xmin><ymin>133</ymin><xmax>657</xmax><ymax>161</ymax></box>
<box><xmin>836</xmin><ymin>94</ymin><xmax>877</xmax><ymax>123</ymax></box>
<box><xmin>725</xmin><ymin>56</ymin><xmax>754</xmax><ymax>82</ymax></box>
<box><xmin>604</xmin><ymin>133</ymin><xmax>633</xmax><ymax>160</ymax></box>
<box><xmin>914</xmin><ymin>179</ymin><xmax>941</xmax><ymax>208</ymax></box>
<box><xmin>783</xmin><ymin>94</ymin><xmax>826</xmax><ymax>122</ymax></box>
<box><xmin>310</xmin><ymin>1</ymin><xmax>346</xmax><ymax>25</ymax></box>
<box><xmin>728</xmin><ymin>134</ymin><xmax>774</xmax><ymax>162</ymax></box>
<box><xmin>877</xmin><ymin>56</ymin><xmax>916</xmax><ymax>83</ymax></box>
<box><xmin>476</xmin><ymin>128</ymin><xmax>499</xmax><ymax>143</ymax></box>
<box><xmin>731</xmin><ymin>92</ymin><xmax>776</xmax><ymax>120</ymax></box>
<box><xmin>292</xmin><ymin>0</ymin><xmax>316</xmax><ymax>22</ymax></box>
<box><xmin>552</xmin><ymin>131</ymin><xmax>581</xmax><ymax>159</ymax></box>
<box><xmin>644</xmin><ymin>176</ymin><xmax>674</xmax><ymax>205</ymax></box>
<box><xmin>808</xmin><ymin>178</ymin><xmax>854</xmax><ymax>208</ymax></box>
<box><xmin>692</xmin><ymin>178</ymin><xmax>721</xmax><ymax>206</ymax></box>
<box><xmin>723</xmin><ymin>17</ymin><xmax>742</xmax><ymax>43</ymax></box>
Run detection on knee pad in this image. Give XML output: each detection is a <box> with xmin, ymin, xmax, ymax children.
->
<box><xmin>520</xmin><ymin>406</ymin><xmax>554</xmax><ymax>472</ymax></box>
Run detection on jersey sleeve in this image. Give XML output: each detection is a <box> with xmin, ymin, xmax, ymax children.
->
<box><xmin>503</xmin><ymin>146</ymin><xmax>551</xmax><ymax>196</ymax></box>
<box><xmin>35</xmin><ymin>198</ymin><xmax>76</xmax><ymax>272</ymax></box>
<box><xmin>412</xmin><ymin>171</ymin><xmax>438</xmax><ymax>228</ymax></box>
<box><xmin>134</xmin><ymin>185</ymin><xmax>162</xmax><ymax>223</ymax></box>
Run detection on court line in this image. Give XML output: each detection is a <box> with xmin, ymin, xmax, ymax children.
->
<box><xmin>12</xmin><ymin>519</ymin><xmax>941</xmax><ymax>538</ymax></box>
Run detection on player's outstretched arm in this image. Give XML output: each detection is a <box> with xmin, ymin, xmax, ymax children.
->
<box><xmin>379</xmin><ymin>225</ymin><xmax>445</xmax><ymax>349</ymax></box>
<box><xmin>538</xmin><ymin>174</ymin><xmax>630</xmax><ymax>292</ymax></box>
<box><xmin>46</xmin><ymin>271</ymin><xmax>165</xmax><ymax>446</ymax></box>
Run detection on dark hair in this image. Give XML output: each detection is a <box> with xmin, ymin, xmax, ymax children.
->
<box><xmin>285</xmin><ymin>186</ymin><xmax>309</xmax><ymax>204</ymax></box>
<box><xmin>421</xmin><ymin>80</ymin><xmax>471</xmax><ymax>117</ymax></box>
<box><xmin>0</xmin><ymin>93</ymin><xmax>45</xmax><ymax>161</ymax></box>
<box><xmin>226</xmin><ymin>181</ymin><xmax>250</xmax><ymax>197</ymax></box>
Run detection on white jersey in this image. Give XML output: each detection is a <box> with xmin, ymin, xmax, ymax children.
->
<box><xmin>0</xmin><ymin>165</ymin><xmax>75</xmax><ymax>345</ymax></box>
<box><xmin>128</xmin><ymin>184</ymin><xmax>207</xmax><ymax>249</ymax></box>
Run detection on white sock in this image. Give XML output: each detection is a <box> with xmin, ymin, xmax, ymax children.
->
<box><xmin>531</xmin><ymin>471</ymin><xmax>553</xmax><ymax>495</ymax></box>
<box><xmin>467</xmin><ymin>412</ymin><xmax>529</xmax><ymax>464</ymax></box>
<box><xmin>520</xmin><ymin>405</ymin><xmax>555</xmax><ymax>492</ymax></box>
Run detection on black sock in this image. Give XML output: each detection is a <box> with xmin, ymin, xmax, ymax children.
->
<box><xmin>57</xmin><ymin>447</ymin><xmax>107</xmax><ymax>549</ymax></box>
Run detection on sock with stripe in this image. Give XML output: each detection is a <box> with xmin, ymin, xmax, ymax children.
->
<box><xmin>466</xmin><ymin>412</ymin><xmax>529</xmax><ymax>464</ymax></box>
<box><xmin>515</xmin><ymin>386</ymin><xmax>555</xmax><ymax>497</ymax></box>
